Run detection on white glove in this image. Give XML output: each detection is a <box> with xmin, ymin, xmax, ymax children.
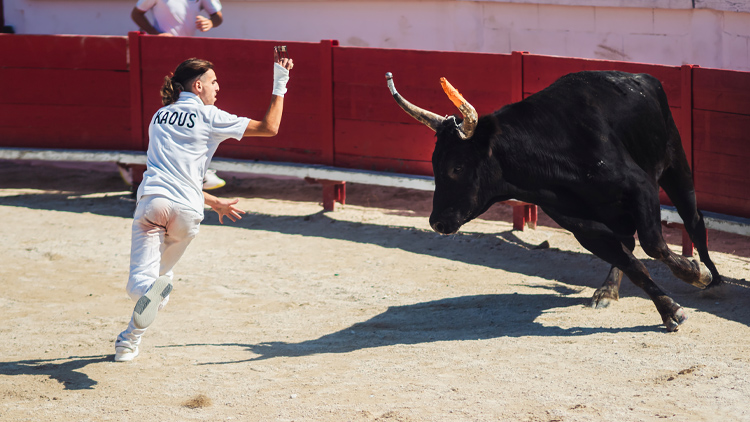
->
<box><xmin>273</xmin><ymin>63</ymin><xmax>290</xmax><ymax>97</ymax></box>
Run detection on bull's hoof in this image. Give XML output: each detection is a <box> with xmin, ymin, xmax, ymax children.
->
<box><xmin>589</xmin><ymin>287</ymin><xmax>618</xmax><ymax>309</ymax></box>
<box><xmin>696</xmin><ymin>260</ymin><xmax>713</xmax><ymax>288</ymax></box>
<box><xmin>684</xmin><ymin>259</ymin><xmax>712</xmax><ymax>289</ymax></box>
<box><xmin>663</xmin><ymin>307</ymin><xmax>688</xmax><ymax>332</ymax></box>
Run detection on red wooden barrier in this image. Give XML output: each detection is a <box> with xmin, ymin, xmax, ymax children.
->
<box><xmin>1</xmin><ymin>33</ymin><xmax>749</xmax><ymax>232</ymax></box>
<box><xmin>692</xmin><ymin>68</ymin><xmax>750</xmax><ymax>219</ymax></box>
<box><xmin>0</xmin><ymin>34</ymin><xmax>132</xmax><ymax>150</ymax></box>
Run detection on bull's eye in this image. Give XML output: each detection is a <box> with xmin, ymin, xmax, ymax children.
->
<box><xmin>453</xmin><ymin>166</ymin><xmax>463</xmax><ymax>175</ymax></box>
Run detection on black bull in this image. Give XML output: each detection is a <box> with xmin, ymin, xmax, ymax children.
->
<box><xmin>386</xmin><ymin>70</ymin><xmax>723</xmax><ymax>332</ymax></box>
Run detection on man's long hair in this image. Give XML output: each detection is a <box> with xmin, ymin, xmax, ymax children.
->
<box><xmin>160</xmin><ymin>58</ymin><xmax>214</xmax><ymax>106</ymax></box>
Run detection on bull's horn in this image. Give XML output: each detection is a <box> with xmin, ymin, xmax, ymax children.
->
<box><xmin>385</xmin><ymin>72</ymin><xmax>444</xmax><ymax>132</ymax></box>
<box><xmin>440</xmin><ymin>77</ymin><xmax>478</xmax><ymax>140</ymax></box>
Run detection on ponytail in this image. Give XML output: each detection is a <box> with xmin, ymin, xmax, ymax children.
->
<box><xmin>159</xmin><ymin>58</ymin><xmax>214</xmax><ymax>106</ymax></box>
<box><xmin>160</xmin><ymin>76</ymin><xmax>183</xmax><ymax>106</ymax></box>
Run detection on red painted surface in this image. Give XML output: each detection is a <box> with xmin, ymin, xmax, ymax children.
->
<box><xmin>305</xmin><ymin>178</ymin><xmax>346</xmax><ymax>211</ymax></box>
<box><xmin>0</xmin><ymin>34</ymin><xmax>132</xmax><ymax>150</ymax></box>
<box><xmin>692</xmin><ymin>68</ymin><xmax>750</xmax><ymax>219</ymax></box>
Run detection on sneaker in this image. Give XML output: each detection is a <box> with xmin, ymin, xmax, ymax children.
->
<box><xmin>117</xmin><ymin>163</ymin><xmax>133</xmax><ymax>186</ymax></box>
<box><xmin>133</xmin><ymin>275</ymin><xmax>173</xmax><ymax>329</ymax></box>
<box><xmin>114</xmin><ymin>345</ymin><xmax>139</xmax><ymax>362</ymax></box>
<box><xmin>203</xmin><ymin>169</ymin><xmax>226</xmax><ymax>190</ymax></box>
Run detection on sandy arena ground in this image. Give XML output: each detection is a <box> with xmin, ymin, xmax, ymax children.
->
<box><xmin>1</xmin><ymin>159</ymin><xmax>749</xmax><ymax>422</ymax></box>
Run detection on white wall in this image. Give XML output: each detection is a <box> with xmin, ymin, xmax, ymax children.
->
<box><xmin>4</xmin><ymin>0</ymin><xmax>750</xmax><ymax>71</ymax></box>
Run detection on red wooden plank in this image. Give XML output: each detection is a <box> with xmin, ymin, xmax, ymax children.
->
<box><xmin>0</xmin><ymin>34</ymin><xmax>128</xmax><ymax>70</ymax></box>
<box><xmin>0</xmin><ymin>104</ymin><xmax>130</xmax><ymax>130</ymax></box>
<box><xmin>693</xmin><ymin>67</ymin><xmax>750</xmax><ymax>115</ymax></box>
<box><xmin>334</xmin><ymin>154</ymin><xmax>433</xmax><ymax>176</ymax></box>
<box><xmin>0</xmin><ymin>104</ymin><xmax>132</xmax><ymax>149</ymax></box>
<box><xmin>694</xmin><ymin>151</ymin><xmax>750</xmax><ymax>190</ymax></box>
<box><xmin>0</xmin><ymin>68</ymin><xmax>129</xmax><ymax>107</ymax></box>
<box><xmin>693</xmin><ymin>110</ymin><xmax>750</xmax><ymax>159</ymax></box>
<box><xmin>335</xmin><ymin>119</ymin><xmax>435</xmax><ymax>163</ymax></box>
<box><xmin>214</xmin><ymin>144</ymin><xmax>324</xmax><ymax>164</ymax></box>
<box><xmin>522</xmin><ymin>55</ymin><xmax>682</xmax><ymax>107</ymax></box>
<box><xmin>694</xmin><ymin>185</ymin><xmax>750</xmax><ymax>219</ymax></box>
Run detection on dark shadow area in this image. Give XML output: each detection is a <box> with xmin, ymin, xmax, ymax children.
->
<box><xmin>0</xmin><ymin>355</ymin><xmax>110</xmax><ymax>390</ymax></box>
<box><xmin>155</xmin><ymin>291</ymin><xmax>658</xmax><ymax>365</ymax></box>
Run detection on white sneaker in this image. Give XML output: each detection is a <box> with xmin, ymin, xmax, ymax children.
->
<box><xmin>203</xmin><ymin>169</ymin><xmax>226</xmax><ymax>190</ymax></box>
<box><xmin>133</xmin><ymin>276</ymin><xmax>173</xmax><ymax>329</ymax></box>
<box><xmin>114</xmin><ymin>345</ymin><xmax>139</xmax><ymax>362</ymax></box>
<box><xmin>116</xmin><ymin>163</ymin><xmax>133</xmax><ymax>186</ymax></box>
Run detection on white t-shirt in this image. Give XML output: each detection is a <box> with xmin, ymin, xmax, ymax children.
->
<box><xmin>137</xmin><ymin>91</ymin><xmax>250</xmax><ymax>216</ymax></box>
<box><xmin>135</xmin><ymin>0</ymin><xmax>222</xmax><ymax>37</ymax></box>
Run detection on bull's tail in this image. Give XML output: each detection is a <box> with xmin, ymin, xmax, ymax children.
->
<box><xmin>657</xmin><ymin>113</ymin><xmax>722</xmax><ymax>286</ymax></box>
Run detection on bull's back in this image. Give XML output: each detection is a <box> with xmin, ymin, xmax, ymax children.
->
<box><xmin>515</xmin><ymin>70</ymin><xmax>674</xmax><ymax>175</ymax></box>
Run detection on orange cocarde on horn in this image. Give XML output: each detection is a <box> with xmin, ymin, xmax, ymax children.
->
<box><xmin>439</xmin><ymin>77</ymin><xmax>478</xmax><ymax>140</ymax></box>
<box><xmin>440</xmin><ymin>77</ymin><xmax>467</xmax><ymax>108</ymax></box>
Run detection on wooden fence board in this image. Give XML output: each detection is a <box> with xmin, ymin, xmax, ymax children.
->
<box><xmin>0</xmin><ymin>34</ymin><xmax>127</xmax><ymax>70</ymax></box>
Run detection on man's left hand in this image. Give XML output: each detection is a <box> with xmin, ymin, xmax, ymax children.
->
<box><xmin>196</xmin><ymin>15</ymin><xmax>213</xmax><ymax>32</ymax></box>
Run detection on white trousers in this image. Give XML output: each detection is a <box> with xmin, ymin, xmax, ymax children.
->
<box><xmin>117</xmin><ymin>195</ymin><xmax>202</xmax><ymax>347</ymax></box>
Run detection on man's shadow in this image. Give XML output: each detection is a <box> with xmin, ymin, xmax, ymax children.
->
<box><xmin>0</xmin><ymin>355</ymin><xmax>111</xmax><ymax>390</ymax></box>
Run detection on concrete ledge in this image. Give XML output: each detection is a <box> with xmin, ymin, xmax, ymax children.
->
<box><xmin>661</xmin><ymin>205</ymin><xmax>750</xmax><ymax>237</ymax></box>
<box><xmin>210</xmin><ymin>157</ymin><xmax>436</xmax><ymax>191</ymax></box>
<box><xmin>0</xmin><ymin>147</ymin><xmax>147</xmax><ymax>165</ymax></box>
<box><xmin>0</xmin><ymin>147</ymin><xmax>435</xmax><ymax>191</ymax></box>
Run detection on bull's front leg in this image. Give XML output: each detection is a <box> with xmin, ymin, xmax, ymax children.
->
<box><xmin>574</xmin><ymin>233</ymin><xmax>687</xmax><ymax>331</ymax></box>
<box><xmin>590</xmin><ymin>237</ymin><xmax>634</xmax><ymax>308</ymax></box>
<box><xmin>545</xmin><ymin>208</ymin><xmax>687</xmax><ymax>331</ymax></box>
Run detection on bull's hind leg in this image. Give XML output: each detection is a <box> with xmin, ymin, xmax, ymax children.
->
<box><xmin>574</xmin><ymin>233</ymin><xmax>687</xmax><ymax>331</ymax></box>
<box><xmin>632</xmin><ymin>181</ymin><xmax>713</xmax><ymax>289</ymax></box>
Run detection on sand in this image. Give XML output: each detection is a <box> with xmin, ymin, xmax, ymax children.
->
<box><xmin>1</xmin><ymin>159</ymin><xmax>749</xmax><ymax>421</ymax></box>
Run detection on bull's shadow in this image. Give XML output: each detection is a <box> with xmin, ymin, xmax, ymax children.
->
<box><xmin>201</xmin><ymin>210</ymin><xmax>750</xmax><ymax>330</ymax></box>
<box><xmin>0</xmin><ymin>355</ymin><xmax>110</xmax><ymax>390</ymax></box>
<box><xmin>186</xmin><ymin>290</ymin><xmax>656</xmax><ymax>365</ymax></box>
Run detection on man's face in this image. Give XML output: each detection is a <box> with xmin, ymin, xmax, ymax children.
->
<box><xmin>195</xmin><ymin>69</ymin><xmax>219</xmax><ymax>105</ymax></box>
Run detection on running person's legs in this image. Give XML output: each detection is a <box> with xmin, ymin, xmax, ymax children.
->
<box><xmin>115</xmin><ymin>195</ymin><xmax>201</xmax><ymax>362</ymax></box>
